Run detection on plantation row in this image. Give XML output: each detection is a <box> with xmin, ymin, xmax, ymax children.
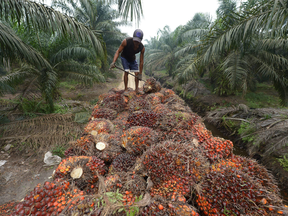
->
<box><xmin>1</xmin><ymin>78</ymin><xmax>288</xmax><ymax>216</ymax></box>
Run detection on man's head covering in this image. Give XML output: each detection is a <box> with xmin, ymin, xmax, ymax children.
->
<box><xmin>133</xmin><ymin>29</ymin><xmax>143</xmax><ymax>43</ymax></box>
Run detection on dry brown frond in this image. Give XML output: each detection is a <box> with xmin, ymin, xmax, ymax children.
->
<box><xmin>0</xmin><ymin>113</ymin><xmax>83</xmax><ymax>150</ymax></box>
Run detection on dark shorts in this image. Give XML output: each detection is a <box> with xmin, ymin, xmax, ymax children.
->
<box><xmin>121</xmin><ymin>57</ymin><xmax>139</xmax><ymax>72</ymax></box>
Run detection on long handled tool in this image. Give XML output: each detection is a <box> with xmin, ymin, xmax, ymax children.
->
<box><xmin>115</xmin><ymin>65</ymin><xmax>146</xmax><ymax>82</ymax></box>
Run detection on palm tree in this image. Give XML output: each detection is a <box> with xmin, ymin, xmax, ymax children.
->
<box><xmin>0</xmin><ymin>0</ymin><xmax>107</xmax><ymax>111</ymax></box>
<box><xmin>173</xmin><ymin>0</ymin><xmax>288</xmax><ymax>106</ymax></box>
<box><xmin>52</xmin><ymin>0</ymin><xmax>127</xmax><ymax>69</ymax></box>
<box><xmin>145</xmin><ymin>26</ymin><xmax>181</xmax><ymax>76</ymax></box>
<box><xmin>171</xmin><ymin>13</ymin><xmax>212</xmax><ymax>83</ymax></box>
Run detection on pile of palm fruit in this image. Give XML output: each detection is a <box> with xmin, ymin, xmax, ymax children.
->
<box><xmin>3</xmin><ymin>77</ymin><xmax>288</xmax><ymax>216</ymax></box>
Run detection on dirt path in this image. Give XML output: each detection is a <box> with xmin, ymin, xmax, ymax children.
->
<box><xmin>117</xmin><ymin>73</ymin><xmax>145</xmax><ymax>90</ymax></box>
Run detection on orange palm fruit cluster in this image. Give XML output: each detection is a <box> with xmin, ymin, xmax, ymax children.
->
<box><xmin>126</xmin><ymin>110</ymin><xmax>159</xmax><ymax>129</ymax></box>
<box><xmin>10</xmin><ymin>181</ymin><xmax>84</xmax><ymax>216</ymax></box>
<box><xmin>109</xmin><ymin>153</ymin><xmax>136</xmax><ymax>174</ymax></box>
<box><xmin>141</xmin><ymin>199</ymin><xmax>200</xmax><ymax>216</ymax></box>
<box><xmin>97</xmin><ymin>92</ymin><xmax>126</xmax><ymax>112</ymax></box>
<box><xmin>128</xmin><ymin>98</ymin><xmax>151</xmax><ymax>112</ymax></box>
<box><xmin>90</xmin><ymin>108</ymin><xmax>117</xmax><ymax>120</ymax></box>
<box><xmin>196</xmin><ymin>159</ymin><xmax>284</xmax><ymax>216</ymax></box>
<box><xmin>143</xmin><ymin>141</ymin><xmax>208</xmax><ymax>187</ymax></box>
<box><xmin>202</xmin><ymin>137</ymin><xmax>233</xmax><ymax>161</ymax></box>
<box><xmin>84</xmin><ymin>119</ymin><xmax>114</xmax><ymax>135</ymax></box>
<box><xmin>143</xmin><ymin>78</ymin><xmax>161</xmax><ymax>93</ymax></box>
<box><xmin>121</xmin><ymin>126</ymin><xmax>158</xmax><ymax>155</ymax></box>
<box><xmin>150</xmin><ymin>178</ymin><xmax>190</xmax><ymax>200</ymax></box>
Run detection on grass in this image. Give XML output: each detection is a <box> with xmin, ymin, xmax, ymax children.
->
<box><xmin>52</xmin><ymin>144</ymin><xmax>67</xmax><ymax>158</ymax></box>
<box><xmin>18</xmin><ymin>98</ymin><xmax>69</xmax><ymax>116</ymax></box>
<box><xmin>277</xmin><ymin>155</ymin><xmax>288</xmax><ymax>172</ymax></box>
<box><xmin>58</xmin><ymin>80</ymin><xmax>78</xmax><ymax>90</ymax></box>
<box><xmin>153</xmin><ymin>70</ymin><xmax>168</xmax><ymax>77</ymax></box>
<box><xmin>244</xmin><ymin>92</ymin><xmax>281</xmax><ymax>108</ymax></box>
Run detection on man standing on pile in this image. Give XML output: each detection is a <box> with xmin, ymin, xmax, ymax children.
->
<box><xmin>110</xmin><ymin>29</ymin><xmax>145</xmax><ymax>93</ymax></box>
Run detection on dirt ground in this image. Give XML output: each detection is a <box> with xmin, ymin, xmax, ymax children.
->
<box><xmin>0</xmin><ymin>69</ymin><xmax>145</xmax><ymax>205</ymax></box>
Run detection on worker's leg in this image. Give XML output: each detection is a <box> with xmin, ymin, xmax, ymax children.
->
<box><xmin>124</xmin><ymin>71</ymin><xmax>128</xmax><ymax>90</ymax></box>
<box><xmin>121</xmin><ymin>57</ymin><xmax>130</xmax><ymax>91</ymax></box>
<box><xmin>134</xmin><ymin>72</ymin><xmax>139</xmax><ymax>92</ymax></box>
<box><xmin>130</xmin><ymin>60</ymin><xmax>139</xmax><ymax>92</ymax></box>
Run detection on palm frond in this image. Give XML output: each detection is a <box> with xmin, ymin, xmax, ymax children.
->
<box><xmin>56</xmin><ymin>60</ymin><xmax>105</xmax><ymax>85</ymax></box>
<box><xmin>0</xmin><ymin>22</ymin><xmax>51</xmax><ymax>69</ymax></box>
<box><xmin>182</xmin><ymin>29</ymin><xmax>209</xmax><ymax>39</ymax></box>
<box><xmin>0</xmin><ymin>0</ymin><xmax>104</xmax><ymax>56</ymax></box>
<box><xmin>118</xmin><ymin>0</ymin><xmax>143</xmax><ymax>23</ymax></box>
<box><xmin>51</xmin><ymin>46</ymin><xmax>95</xmax><ymax>64</ymax></box>
<box><xmin>174</xmin><ymin>44</ymin><xmax>201</xmax><ymax>58</ymax></box>
<box><xmin>220</xmin><ymin>50</ymin><xmax>249</xmax><ymax>89</ymax></box>
<box><xmin>174</xmin><ymin>57</ymin><xmax>200</xmax><ymax>83</ymax></box>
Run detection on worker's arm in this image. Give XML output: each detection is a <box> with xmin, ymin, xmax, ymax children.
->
<box><xmin>139</xmin><ymin>47</ymin><xmax>145</xmax><ymax>74</ymax></box>
<box><xmin>110</xmin><ymin>39</ymin><xmax>127</xmax><ymax>69</ymax></box>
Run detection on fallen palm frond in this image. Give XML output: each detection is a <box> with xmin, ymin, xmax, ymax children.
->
<box><xmin>205</xmin><ymin>106</ymin><xmax>288</xmax><ymax>156</ymax></box>
<box><xmin>0</xmin><ymin>113</ymin><xmax>83</xmax><ymax>149</ymax></box>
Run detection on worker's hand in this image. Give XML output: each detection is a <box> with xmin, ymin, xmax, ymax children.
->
<box><xmin>109</xmin><ymin>62</ymin><xmax>116</xmax><ymax>70</ymax></box>
<box><xmin>137</xmin><ymin>73</ymin><xmax>142</xmax><ymax>80</ymax></box>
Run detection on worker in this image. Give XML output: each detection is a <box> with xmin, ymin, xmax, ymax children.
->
<box><xmin>110</xmin><ymin>29</ymin><xmax>145</xmax><ymax>93</ymax></box>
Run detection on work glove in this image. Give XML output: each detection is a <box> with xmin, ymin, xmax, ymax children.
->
<box><xmin>109</xmin><ymin>62</ymin><xmax>116</xmax><ymax>70</ymax></box>
<box><xmin>137</xmin><ymin>73</ymin><xmax>142</xmax><ymax>80</ymax></box>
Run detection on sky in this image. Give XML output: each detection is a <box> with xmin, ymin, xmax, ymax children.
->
<box><xmin>42</xmin><ymin>0</ymin><xmax>220</xmax><ymax>43</ymax></box>
<box><xmin>119</xmin><ymin>0</ymin><xmax>220</xmax><ymax>42</ymax></box>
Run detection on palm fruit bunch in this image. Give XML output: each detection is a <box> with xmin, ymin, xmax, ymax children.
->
<box><xmin>10</xmin><ymin>180</ymin><xmax>84</xmax><ymax>216</ymax></box>
<box><xmin>128</xmin><ymin>97</ymin><xmax>151</xmax><ymax>113</ymax></box>
<box><xmin>0</xmin><ymin>201</ymin><xmax>17</xmax><ymax>216</ymax></box>
<box><xmin>140</xmin><ymin>197</ymin><xmax>199</xmax><ymax>216</ymax></box>
<box><xmin>151</xmin><ymin>103</ymin><xmax>170</xmax><ymax>117</ymax></box>
<box><xmin>90</xmin><ymin>108</ymin><xmax>117</xmax><ymax>121</ymax></box>
<box><xmin>163</xmin><ymin>94</ymin><xmax>186</xmax><ymax>108</ymax></box>
<box><xmin>202</xmin><ymin>136</ymin><xmax>233</xmax><ymax>162</ymax></box>
<box><xmin>121</xmin><ymin>191</ymin><xmax>141</xmax><ymax>210</ymax></box>
<box><xmin>166</xmin><ymin>101</ymin><xmax>192</xmax><ymax>113</ymax></box>
<box><xmin>142</xmin><ymin>141</ymin><xmax>208</xmax><ymax>188</ymax></box>
<box><xmin>145</xmin><ymin>93</ymin><xmax>162</xmax><ymax>106</ymax></box>
<box><xmin>161</xmin><ymin>113</ymin><xmax>199</xmax><ymax>142</ymax></box>
<box><xmin>112</xmin><ymin>111</ymin><xmax>129</xmax><ymax>130</ymax></box>
<box><xmin>196</xmin><ymin>160</ymin><xmax>284</xmax><ymax>216</ymax></box>
<box><xmin>92</xmin><ymin>133</ymin><xmax>123</xmax><ymax>162</ymax></box>
<box><xmin>160</xmin><ymin>88</ymin><xmax>175</xmax><ymax>102</ymax></box>
<box><xmin>230</xmin><ymin>155</ymin><xmax>279</xmax><ymax>193</ymax></box>
<box><xmin>64</xmin><ymin>134</ymin><xmax>95</xmax><ymax>156</ymax></box>
<box><xmin>66</xmin><ymin>195</ymin><xmax>103</xmax><ymax>216</ymax></box>
<box><xmin>190</xmin><ymin>122</ymin><xmax>212</xmax><ymax>143</ymax></box>
<box><xmin>150</xmin><ymin>178</ymin><xmax>191</xmax><ymax>201</ymax></box>
<box><xmin>83</xmin><ymin>118</ymin><xmax>114</xmax><ymax>136</ymax></box>
<box><xmin>53</xmin><ymin>156</ymin><xmax>106</xmax><ymax>190</ymax></box>
<box><xmin>105</xmin><ymin>172</ymin><xmax>146</xmax><ymax>197</ymax></box>
<box><xmin>96</xmin><ymin>92</ymin><xmax>126</xmax><ymax>112</ymax></box>
<box><xmin>161</xmin><ymin>128</ymin><xmax>195</xmax><ymax>143</ymax></box>
<box><xmin>104</xmin><ymin>174</ymin><xmax>121</xmax><ymax>191</ymax></box>
<box><xmin>109</xmin><ymin>153</ymin><xmax>136</xmax><ymax>174</ymax></box>
<box><xmin>143</xmin><ymin>78</ymin><xmax>161</xmax><ymax>93</ymax></box>
<box><xmin>158</xmin><ymin>111</ymin><xmax>194</xmax><ymax>132</ymax></box>
<box><xmin>120</xmin><ymin>126</ymin><xmax>158</xmax><ymax>155</ymax></box>
<box><xmin>153</xmin><ymin>92</ymin><xmax>164</xmax><ymax>102</ymax></box>
<box><xmin>125</xmin><ymin>110</ymin><xmax>159</xmax><ymax>129</ymax></box>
